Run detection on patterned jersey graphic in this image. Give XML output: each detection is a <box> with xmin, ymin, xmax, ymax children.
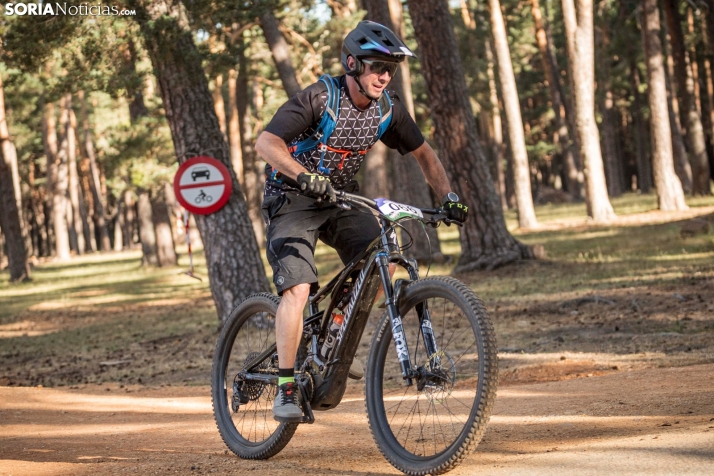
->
<box><xmin>265</xmin><ymin>84</ymin><xmax>384</xmax><ymax>197</ymax></box>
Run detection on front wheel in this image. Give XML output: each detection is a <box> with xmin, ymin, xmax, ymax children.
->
<box><xmin>365</xmin><ymin>277</ymin><xmax>498</xmax><ymax>475</ymax></box>
<box><xmin>211</xmin><ymin>293</ymin><xmax>298</xmax><ymax>459</ymax></box>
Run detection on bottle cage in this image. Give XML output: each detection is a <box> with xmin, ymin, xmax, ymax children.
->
<box><xmin>270</xmin><ymin>74</ymin><xmax>393</xmax><ymax>183</ymax></box>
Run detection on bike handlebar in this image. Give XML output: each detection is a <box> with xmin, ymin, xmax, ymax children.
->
<box><xmin>334</xmin><ymin>191</ymin><xmax>464</xmax><ymax>228</ymax></box>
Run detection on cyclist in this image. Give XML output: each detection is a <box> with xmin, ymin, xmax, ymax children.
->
<box><xmin>254</xmin><ymin>20</ymin><xmax>468</xmax><ymax>422</ymax></box>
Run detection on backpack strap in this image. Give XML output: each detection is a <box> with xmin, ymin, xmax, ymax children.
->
<box><xmin>376</xmin><ymin>91</ymin><xmax>393</xmax><ymax>140</ymax></box>
<box><xmin>289</xmin><ymin>75</ymin><xmax>340</xmax><ymax>156</ymax></box>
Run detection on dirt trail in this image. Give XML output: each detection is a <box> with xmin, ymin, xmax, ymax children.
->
<box><xmin>1</xmin><ymin>364</ymin><xmax>712</xmax><ymax>475</ymax></box>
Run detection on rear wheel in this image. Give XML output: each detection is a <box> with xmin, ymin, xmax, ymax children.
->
<box><xmin>365</xmin><ymin>277</ymin><xmax>498</xmax><ymax>475</ymax></box>
<box><xmin>211</xmin><ymin>293</ymin><xmax>297</xmax><ymax>459</ymax></box>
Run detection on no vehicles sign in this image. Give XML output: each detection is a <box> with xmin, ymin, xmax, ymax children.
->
<box><xmin>173</xmin><ymin>156</ymin><xmax>233</xmax><ymax>215</ymax></box>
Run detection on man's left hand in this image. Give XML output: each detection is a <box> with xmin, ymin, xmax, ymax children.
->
<box><xmin>443</xmin><ymin>201</ymin><xmax>468</xmax><ymax>223</ymax></box>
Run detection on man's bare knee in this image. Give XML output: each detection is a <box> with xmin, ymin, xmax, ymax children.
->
<box><xmin>281</xmin><ymin>283</ymin><xmax>311</xmax><ymax>306</ymax></box>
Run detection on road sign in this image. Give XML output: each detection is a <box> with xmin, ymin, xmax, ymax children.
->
<box><xmin>173</xmin><ymin>156</ymin><xmax>233</xmax><ymax>215</ymax></box>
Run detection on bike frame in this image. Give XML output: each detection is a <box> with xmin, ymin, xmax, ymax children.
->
<box><xmin>243</xmin><ymin>193</ymin><xmax>444</xmax><ymax>413</ymax></box>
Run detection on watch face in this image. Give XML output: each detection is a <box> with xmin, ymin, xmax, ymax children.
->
<box><xmin>445</xmin><ymin>192</ymin><xmax>459</xmax><ymax>203</ymax></box>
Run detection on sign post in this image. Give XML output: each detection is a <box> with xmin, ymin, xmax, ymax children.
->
<box><xmin>174</xmin><ymin>156</ymin><xmax>233</xmax><ymax>281</ymax></box>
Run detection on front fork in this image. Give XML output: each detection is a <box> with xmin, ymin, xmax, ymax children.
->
<box><xmin>376</xmin><ymin>252</ymin><xmax>440</xmax><ymax>386</ymax></box>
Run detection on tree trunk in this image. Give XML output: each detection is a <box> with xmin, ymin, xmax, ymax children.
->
<box><xmin>67</xmin><ymin>103</ymin><xmax>93</xmax><ymax>253</ymax></box>
<box><xmin>561</xmin><ymin>0</ymin><xmax>616</xmax><ymax>221</ymax></box>
<box><xmin>259</xmin><ymin>10</ymin><xmax>301</xmax><ymax>98</ymax></box>
<box><xmin>238</xmin><ymin>43</ymin><xmax>266</xmax><ymax>245</ymax></box>
<box><xmin>530</xmin><ymin>0</ymin><xmax>582</xmax><ymax>198</ymax></box>
<box><xmin>0</xmin><ymin>72</ymin><xmax>31</xmax><ymax>256</ymax></box>
<box><xmin>701</xmin><ymin>13</ymin><xmax>714</xmax><ymax>164</ymax></box>
<box><xmin>0</xmin><ymin>127</ymin><xmax>31</xmax><ymax>281</ymax></box>
<box><xmin>131</xmin><ymin>0</ymin><xmax>270</xmax><ymax>321</ymax></box>
<box><xmin>152</xmin><ymin>183</ymin><xmax>177</xmax><ymax>266</ymax></box>
<box><xmin>122</xmin><ymin>190</ymin><xmax>137</xmax><ymax>249</ymax></box>
<box><xmin>362</xmin><ymin>141</ymin><xmax>390</xmax><ymax>198</ymax></box>
<box><xmin>137</xmin><ymin>189</ymin><xmax>159</xmax><ymax>266</ymax></box>
<box><xmin>212</xmin><ymin>73</ymin><xmax>227</xmax><ymax>139</ymax></box>
<box><xmin>629</xmin><ymin>59</ymin><xmax>653</xmax><ymax>193</ymax></box>
<box><xmin>407</xmin><ymin>0</ymin><xmax>533</xmax><ymax>271</ymax></box>
<box><xmin>228</xmin><ymin>68</ymin><xmax>243</xmax><ymax>185</ymax></box>
<box><xmin>113</xmin><ymin>199</ymin><xmax>124</xmax><ymax>252</ymax></box>
<box><xmin>664</xmin><ymin>32</ymin><xmax>694</xmax><ymax>193</ymax></box>
<box><xmin>489</xmin><ymin>0</ymin><xmax>538</xmax><ymax>228</ymax></box>
<box><xmin>125</xmin><ymin>37</ymin><xmax>150</xmax><ymax>121</ymax></box>
<box><xmin>642</xmin><ymin>0</ymin><xmax>688</xmax><ymax>210</ymax></box>
<box><xmin>663</xmin><ymin>0</ymin><xmax>711</xmax><ymax>195</ymax></box>
<box><xmin>600</xmin><ymin>87</ymin><xmax>627</xmax><ymax>195</ymax></box>
<box><xmin>485</xmin><ymin>38</ymin><xmax>508</xmax><ymax>210</ymax></box>
<box><xmin>79</xmin><ymin>91</ymin><xmax>111</xmax><ymax>251</ymax></box>
<box><xmin>687</xmin><ymin>7</ymin><xmax>702</xmax><ymax>115</ymax></box>
<box><xmin>364</xmin><ymin>0</ymin><xmax>443</xmax><ymax>262</ymax></box>
<box><xmin>54</xmin><ymin>96</ymin><xmax>73</xmax><ymax>260</ymax></box>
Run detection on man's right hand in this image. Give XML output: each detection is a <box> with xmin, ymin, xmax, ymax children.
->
<box><xmin>297</xmin><ymin>172</ymin><xmax>336</xmax><ymax>202</ymax></box>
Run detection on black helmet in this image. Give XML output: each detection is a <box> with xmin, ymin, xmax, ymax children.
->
<box><xmin>341</xmin><ymin>20</ymin><xmax>416</xmax><ymax>76</ymax></box>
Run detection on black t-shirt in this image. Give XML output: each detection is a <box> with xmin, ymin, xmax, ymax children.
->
<box><xmin>263</xmin><ymin>75</ymin><xmax>425</xmax><ymax>197</ymax></box>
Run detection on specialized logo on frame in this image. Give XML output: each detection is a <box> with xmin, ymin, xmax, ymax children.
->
<box><xmin>4</xmin><ymin>3</ymin><xmax>136</xmax><ymax>16</ymax></box>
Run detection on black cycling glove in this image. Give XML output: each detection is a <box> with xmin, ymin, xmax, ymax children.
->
<box><xmin>297</xmin><ymin>172</ymin><xmax>336</xmax><ymax>202</ymax></box>
<box><xmin>443</xmin><ymin>201</ymin><xmax>469</xmax><ymax>223</ymax></box>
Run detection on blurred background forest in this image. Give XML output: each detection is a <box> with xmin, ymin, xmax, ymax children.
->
<box><xmin>1</xmin><ymin>0</ymin><xmax>713</xmax><ymax>319</ymax></box>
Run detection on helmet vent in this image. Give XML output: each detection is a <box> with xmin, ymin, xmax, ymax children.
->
<box><xmin>382</xmin><ymin>38</ymin><xmax>394</xmax><ymax>47</ymax></box>
<box><xmin>373</xmin><ymin>29</ymin><xmax>383</xmax><ymax>37</ymax></box>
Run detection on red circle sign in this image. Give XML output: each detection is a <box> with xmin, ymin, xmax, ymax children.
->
<box><xmin>173</xmin><ymin>156</ymin><xmax>233</xmax><ymax>215</ymax></box>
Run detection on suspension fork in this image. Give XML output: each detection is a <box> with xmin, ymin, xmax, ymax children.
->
<box><xmin>377</xmin><ymin>252</ymin><xmax>414</xmax><ymax>385</ymax></box>
<box><xmin>404</xmin><ymin>263</ymin><xmax>440</xmax><ymax>370</ymax></box>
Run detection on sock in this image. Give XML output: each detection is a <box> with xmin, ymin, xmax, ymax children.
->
<box><xmin>278</xmin><ymin>368</ymin><xmax>294</xmax><ymax>387</ymax></box>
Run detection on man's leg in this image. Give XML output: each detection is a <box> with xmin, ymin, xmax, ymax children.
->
<box><xmin>276</xmin><ymin>283</ymin><xmax>311</xmax><ymax>372</ymax></box>
<box><xmin>272</xmin><ymin>283</ymin><xmax>310</xmax><ymax>422</ymax></box>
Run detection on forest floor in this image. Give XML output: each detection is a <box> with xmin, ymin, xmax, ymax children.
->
<box><xmin>1</xmin><ymin>192</ymin><xmax>713</xmax><ymax>474</ymax></box>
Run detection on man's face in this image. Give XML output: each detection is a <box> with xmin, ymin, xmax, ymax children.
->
<box><xmin>349</xmin><ymin>56</ymin><xmax>397</xmax><ymax>98</ymax></box>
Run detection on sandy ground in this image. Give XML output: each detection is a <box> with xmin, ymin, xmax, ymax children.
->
<box><xmin>1</xmin><ymin>363</ymin><xmax>712</xmax><ymax>476</ymax></box>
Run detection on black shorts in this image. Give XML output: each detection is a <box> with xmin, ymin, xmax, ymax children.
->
<box><xmin>262</xmin><ymin>193</ymin><xmax>382</xmax><ymax>295</ymax></box>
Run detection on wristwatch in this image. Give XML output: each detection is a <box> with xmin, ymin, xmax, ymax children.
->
<box><xmin>441</xmin><ymin>192</ymin><xmax>459</xmax><ymax>205</ymax></box>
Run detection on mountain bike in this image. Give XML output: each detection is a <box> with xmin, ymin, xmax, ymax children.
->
<box><xmin>211</xmin><ymin>191</ymin><xmax>498</xmax><ymax>475</ymax></box>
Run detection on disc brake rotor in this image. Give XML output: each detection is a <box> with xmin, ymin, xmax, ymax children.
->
<box><xmin>423</xmin><ymin>351</ymin><xmax>456</xmax><ymax>403</ymax></box>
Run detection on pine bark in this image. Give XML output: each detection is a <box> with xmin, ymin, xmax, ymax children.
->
<box><xmin>629</xmin><ymin>60</ymin><xmax>653</xmax><ymax>193</ymax></box>
<box><xmin>259</xmin><ymin>10</ymin><xmax>301</xmax><ymax>98</ymax></box>
<box><xmin>53</xmin><ymin>96</ymin><xmax>73</xmax><ymax>260</ymax></box>
<box><xmin>125</xmin><ymin>38</ymin><xmax>150</xmax><ymax>122</ymax></box>
<box><xmin>601</xmin><ymin>87</ymin><xmax>627</xmax><ymax>195</ymax></box>
<box><xmin>701</xmin><ymin>13</ymin><xmax>714</xmax><ymax>165</ymax></box>
<box><xmin>137</xmin><ymin>189</ymin><xmax>159</xmax><ymax>266</ymax></box>
<box><xmin>664</xmin><ymin>35</ymin><xmax>693</xmax><ymax>193</ymax></box>
<box><xmin>227</xmin><ymin>68</ymin><xmax>243</xmax><ymax>185</ymax></box>
<box><xmin>642</xmin><ymin>0</ymin><xmax>688</xmax><ymax>210</ymax></box>
<box><xmin>212</xmin><ymin>73</ymin><xmax>227</xmax><ymax>139</ymax></box>
<box><xmin>79</xmin><ymin>91</ymin><xmax>111</xmax><ymax>251</ymax></box>
<box><xmin>152</xmin><ymin>183</ymin><xmax>177</xmax><ymax>266</ymax></box>
<box><xmin>485</xmin><ymin>37</ymin><xmax>508</xmax><ymax>210</ymax></box>
<box><xmin>131</xmin><ymin>0</ymin><xmax>270</xmax><ymax>321</ymax></box>
<box><xmin>663</xmin><ymin>0</ymin><xmax>711</xmax><ymax>194</ymax></box>
<box><xmin>238</xmin><ymin>45</ymin><xmax>266</xmax><ymax>245</ymax></box>
<box><xmin>489</xmin><ymin>0</ymin><xmax>538</xmax><ymax>228</ymax></box>
<box><xmin>407</xmin><ymin>0</ymin><xmax>533</xmax><ymax>271</ymax></box>
<box><xmin>530</xmin><ymin>0</ymin><xmax>582</xmax><ymax>198</ymax></box>
<box><xmin>561</xmin><ymin>0</ymin><xmax>616</xmax><ymax>221</ymax></box>
<box><xmin>0</xmin><ymin>121</ymin><xmax>31</xmax><ymax>281</ymax></box>
<box><xmin>0</xmin><ymin>73</ymin><xmax>30</xmax><ymax>255</ymax></box>
<box><xmin>362</xmin><ymin>141</ymin><xmax>390</xmax><ymax>198</ymax></box>
<box><xmin>364</xmin><ymin>0</ymin><xmax>442</xmax><ymax>261</ymax></box>
<box><xmin>67</xmin><ymin>103</ymin><xmax>92</xmax><ymax>253</ymax></box>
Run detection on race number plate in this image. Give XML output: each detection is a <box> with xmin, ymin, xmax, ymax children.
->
<box><xmin>375</xmin><ymin>198</ymin><xmax>424</xmax><ymax>221</ymax></box>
